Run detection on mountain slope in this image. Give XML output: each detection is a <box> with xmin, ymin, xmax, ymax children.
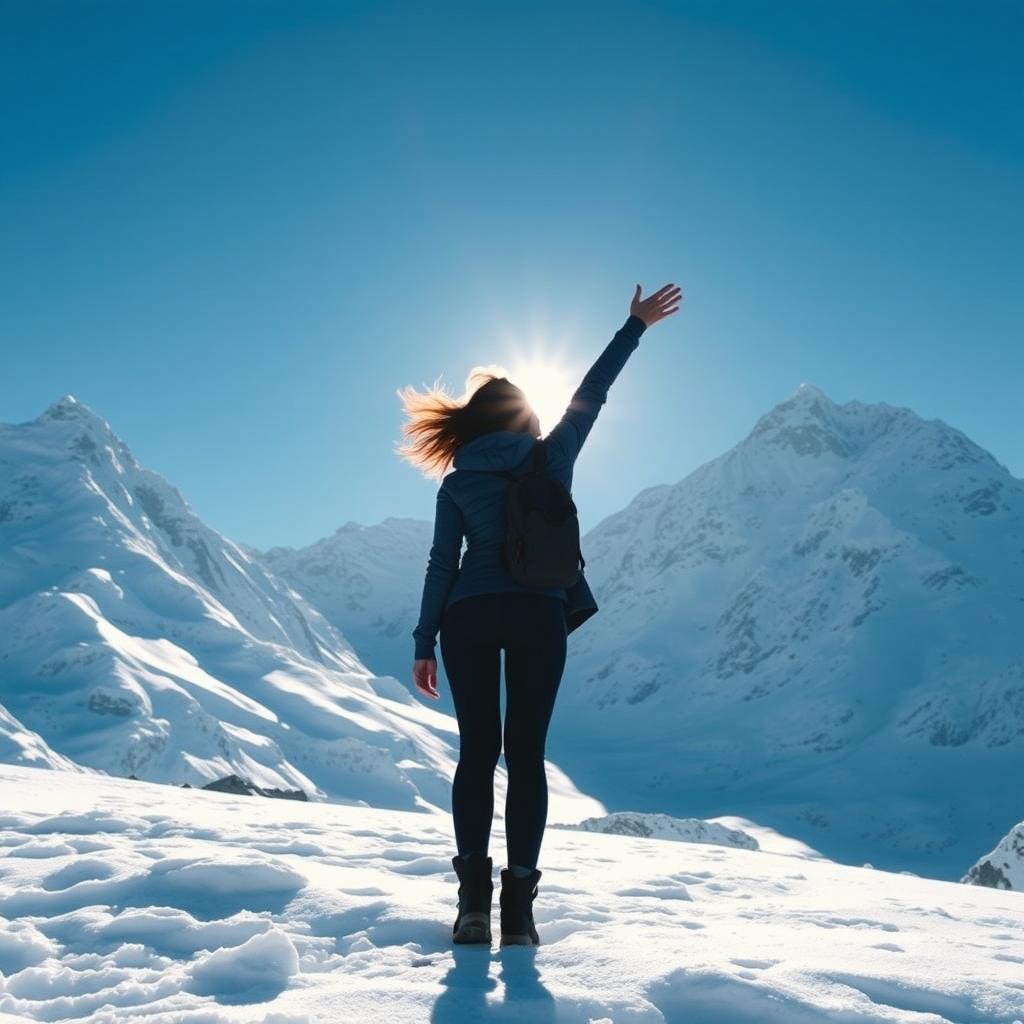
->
<box><xmin>549</xmin><ymin>383</ymin><xmax>1024</xmax><ymax>879</ymax></box>
<box><xmin>258</xmin><ymin>517</ymin><xmax>432</xmax><ymax>686</ymax></box>
<box><xmin>0</xmin><ymin>397</ymin><xmax>600</xmax><ymax>823</ymax></box>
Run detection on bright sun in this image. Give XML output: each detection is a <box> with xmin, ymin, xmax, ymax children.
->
<box><xmin>507</xmin><ymin>357</ymin><xmax>576</xmax><ymax>435</ymax></box>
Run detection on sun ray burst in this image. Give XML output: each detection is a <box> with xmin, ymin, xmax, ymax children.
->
<box><xmin>507</xmin><ymin>356</ymin><xmax>576</xmax><ymax>435</ymax></box>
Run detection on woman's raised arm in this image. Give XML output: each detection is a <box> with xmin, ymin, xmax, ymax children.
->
<box><xmin>545</xmin><ymin>282</ymin><xmax>682</xmax><ymax>464</ymax></box>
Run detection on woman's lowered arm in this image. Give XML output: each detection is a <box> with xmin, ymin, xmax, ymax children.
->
<box><xmin>411</xmin><ymin>484</ymin><xmax>463</xmax><ymax>700</ymax></box>
<box><xmin>545</xmin><ymin>282</ymin><xmax>682</xmax><ymax>463</ymax></box>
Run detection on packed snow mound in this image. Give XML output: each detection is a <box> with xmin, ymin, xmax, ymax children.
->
<box><xmin>547</xmin><ymin>383</ymin><xmax>1024</xmax><ymax>879</ymax></box>
<box><xmin>1</xmin><ymin>765</ymin><xmax>1022</xmax><ymax>1024</ymax></box>
<box><xmin>962</xmin><ymin>820</ymin><xmax>1024</xmax><ymax>891</ymax></box>
<box><xmin>553</xmin><ymin>811</ymin><xmax>759</xmax><ymax>850</ymax></box>
<box><xmin>258</xmin><ymin>516</ymin><xmax>433</xmax><ymax>686</ymax></box>
<box><xmin>0</xmin><ymin>397</ymin><xmax>601</xmax><ymax>823</ymax></box>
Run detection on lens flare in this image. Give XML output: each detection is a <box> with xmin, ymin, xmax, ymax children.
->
<box><xmin>508</xmin><ymin>357</ymin><xmax>576</xmax><ymax>435</ymax></box>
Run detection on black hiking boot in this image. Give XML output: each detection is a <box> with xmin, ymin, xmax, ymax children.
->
<box><xmin>451</xmin><ymin>852</ymin><xmax>494</xmax><ymax>944</ymax></box>
<box><xmin>499</xmin><ymin>866</ymin><xmax>542</xmax><ymax>946</ymax></box>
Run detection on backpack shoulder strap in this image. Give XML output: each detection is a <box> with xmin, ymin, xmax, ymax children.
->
<box><xmin>529</xmin><ymin>439</ymin><xmax>547</xmax><ymax>473</ymax></box>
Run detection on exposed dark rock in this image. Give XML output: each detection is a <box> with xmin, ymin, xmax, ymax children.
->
<box><xmin>201</xmin><ymin>773</ymin><xmax>307</xmax><ymax>801</ymax></box>
<box><xmin>259</xmin><ymin>786</ymin><xmax>308</xmax><ymax>802</ymax></box>
<box><xmin>963</xmin><ymin>859</ymin><xmax>1011</xmax><ymax>890</ymax></box>
<box><xmin>88</xmin><ymin>691</ymin><xmax>135</xmax><ymax>716</ymax></box>
<box><xmin>202</xmin><ymin>774</ymin><xmax>259</xmax><ymax>796</ymax></box>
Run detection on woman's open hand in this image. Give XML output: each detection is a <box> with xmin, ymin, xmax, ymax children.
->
<box><xmin>631</xmin><ymin>282</ymin><xmax>683</xmax><ymax>327</ymax></box>
<box><xmin>413</xmin><ymin>658</ymin><xmax>440</xmax><ymax>701</ymax></box>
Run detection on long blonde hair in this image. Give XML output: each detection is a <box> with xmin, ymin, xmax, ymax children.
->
<box><xmin>396</xmin><ymin>365</ymin><xmax>536</xmax><ymax>479</ymax></box>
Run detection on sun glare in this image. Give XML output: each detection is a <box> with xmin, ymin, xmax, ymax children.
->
<box><xmin>508</xmin><ymin>356</ymin><xmax>576</xmax><ymax>435</ymax></box>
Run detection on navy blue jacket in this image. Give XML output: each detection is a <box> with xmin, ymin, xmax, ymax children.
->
<box><xmin>412</xmin><ymin>313</ymin><xmax>647</xmax><ymax>661</ymax></box>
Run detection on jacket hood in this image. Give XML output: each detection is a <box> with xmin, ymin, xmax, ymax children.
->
<box><xmin>452</xmin><ymin>430</ymin><xmax>538</xmax><ymax>471</ymax></box>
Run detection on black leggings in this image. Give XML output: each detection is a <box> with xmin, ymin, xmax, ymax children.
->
<box><xmin>439</xmin><ymin>591</ymin><xmax>568</xmax><ymax>869</ymax></box>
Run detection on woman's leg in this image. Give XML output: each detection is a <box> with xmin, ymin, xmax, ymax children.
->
<box><xmin>500</xmin><ymin>594</ymin><xmax>568</xmax><ymax>870</ymax></box>
<box><xmin>440</xmin><ymin>595</ymin><xmax>503</xmax><ymax>859</ymax></box>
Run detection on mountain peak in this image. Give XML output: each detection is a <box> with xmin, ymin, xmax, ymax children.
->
<box><xmin>28</xmin><ymin>394</ymin><xmax>142</xmax><ymax>473</ymax></box>
<box><xmin>38</xmin><ymin>394</ymin><xmax>107</xmax><ymax>429</ymax></box>
<box><xmin>747</xmin><ymin>384</ymin><xmax>853</xmax><ymax>458</ymax></box>
<box><xmin>791</xmin><ymin>382</ymin><xmax>832</xmax><ymax>402</ymax></box>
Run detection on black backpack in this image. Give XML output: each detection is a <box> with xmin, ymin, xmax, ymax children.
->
<box><xmin>493</xmin><ymin>440</ymin><xmax>585</xmax><ymax>589</ymax></box>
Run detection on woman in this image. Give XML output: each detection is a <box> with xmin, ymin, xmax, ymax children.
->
<box><xmin>397</xmin><ymin>282</ymin><xmax>682</xmax><ymax>946</ymax></box>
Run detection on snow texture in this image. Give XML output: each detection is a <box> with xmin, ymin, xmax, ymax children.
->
<box><xmin>0</xmin><ymin>766</ymin><xmax>1022</xmax><ymax>1024</ymax></box>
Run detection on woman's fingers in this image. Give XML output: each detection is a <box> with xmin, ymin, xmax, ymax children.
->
<box><xmin>642</xmin><ymin>285</ymin><xmax>682</xmax><ymax>309</ymax></box>
<box><xmin>412</xmin><ymin>660</ymin><xmax>440</xmax><ymax>699</ymax></box>
<box><xmin>647</xmin><ymin>285</ymin><xmax>683</xmax><ymax>320</ymax></box>
<box><xmin>631</xmin><ymin>282</ymin><xmax>683</xmax><ymax>326</ymax></box>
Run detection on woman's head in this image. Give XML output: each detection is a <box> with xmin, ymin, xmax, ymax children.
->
<box><xmin>396</xmin><ymin>365</ymin><xmax>540</xmax><ymax>479</ymax></box>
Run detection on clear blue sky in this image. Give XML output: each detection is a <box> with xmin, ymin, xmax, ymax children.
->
<box><xmin>3</xmin><ymin>1</ymin><xmax>1021</xmax><ymax>550</ymax></box>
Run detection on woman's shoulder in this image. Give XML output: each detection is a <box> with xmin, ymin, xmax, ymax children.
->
<box><xmin>438</xmin><ymin>468</ymin><xmax>465</xmax><ymax>499</ymax></box>
<box><xmin>438</xmin><ymin>465</ymin><xmax>501</xmax><ymax>505</ymax></box>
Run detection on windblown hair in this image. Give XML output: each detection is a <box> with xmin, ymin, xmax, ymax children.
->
<box><xmin>396</xmin><ymin>365</ymin><xmax>536</xmax><ymax>479</ymax></box>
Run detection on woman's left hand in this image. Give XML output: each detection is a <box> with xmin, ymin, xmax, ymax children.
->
<box><xmin>413</xmin><ymin>658</ymin><xmax>440</xmax><ymax>700</ymax></box>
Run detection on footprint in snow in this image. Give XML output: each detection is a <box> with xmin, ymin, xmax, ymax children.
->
<box><xmin>24</xmin><ymin>811</ymin><xmax>138</xmax><ymax>836</ymax></box>
<box><xmin>993</xmin><ymin>952</ymin><xmax>1024</xmax><ymax>964</ymax></box>
<box><xmin>390</xmin><ymin>856</ymin><xmax>452</xmax><ymax>875</ymax></box>
<box><xmin>42</xmin><ymin>858</ymin><xmax>117</xmax><ymax>891</ymax></box>
<box><xmin>802</xmin><ymin>914</ymin><xmax>900</xmax><ymax>932</ymax></box>
<box><xmin>1</xmin><ymin>839</ymin><xmax>77</xmax><ymax>858</ymax></box>
<box><xmin>614</xmin><ymin>884</ymin><xmax>692</xmax><ymax>901</ymax></box>
<box><xmin>66</xmin><ymin>837</ymin><xmax>117</xmax><ymax>854</ymax></box>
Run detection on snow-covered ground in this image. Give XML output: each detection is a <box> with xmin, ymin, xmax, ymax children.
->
<box><xmin>1</xmin><ymin>766</ymin><xmax>1022</xmax><ymax>1024</ymax></box>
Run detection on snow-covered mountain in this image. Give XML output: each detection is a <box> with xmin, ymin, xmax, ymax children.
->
<box><xmin>250</xmin><ymin>384</ymin><xmax>1023</xmax><ymax>880</ymax></box>
<box><xmin>0</xmin><ymin>704</ymin><xmax>81</xmax><ymax>773</ymax></box>
<box><xmin>0</xmin><ymin>397</ymin><xmax>600</xmax><ymax>823</ymax></box>
<box><xmin>963</xmin><ymin>820</ymin><xmax>1024</xmax><ymax>891</ymax></box>
<box><xmin>547</xmin><ymin>383</ymin><xmax>1024</xmax><ymax>880</ymax></box>
<box><xmin>258</xmin><ymin>517</ymin><xmax>432</xmax><ymax>688</ymax></box>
